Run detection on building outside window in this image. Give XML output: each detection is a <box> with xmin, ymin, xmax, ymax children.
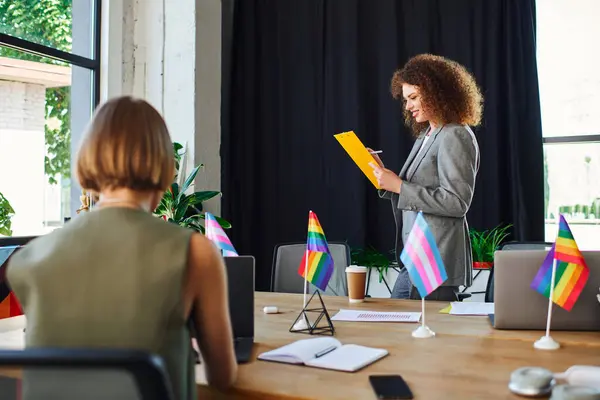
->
<box><xmin>0</xmin><ymin>0</ymin><xmax>100</xmax><ymax>236</ymax></box>
<box><xmin>537</xmin><ymin>0</ymin><xmax>600</xmax><ymax>249</ymax></box>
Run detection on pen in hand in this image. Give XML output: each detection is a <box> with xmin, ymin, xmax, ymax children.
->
<box><xmin>369</xmin><ymin>150</ymin><xmax>383</xmax><ymax>154</ymax></box>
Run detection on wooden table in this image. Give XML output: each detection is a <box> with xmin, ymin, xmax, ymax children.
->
<box><xmin>1</xmin><ymin>293</ymin><xmax>599</xmax><ymax>399</ymax></box>
<box><xmin>195</xmin><ymin>292</ymin><xmax>600</xmax><ymax>399</ymax></box>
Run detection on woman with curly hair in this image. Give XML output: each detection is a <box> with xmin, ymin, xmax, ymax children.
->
<box><xmin>369</xmin><ymin>54</ymin><xmax>483</xmax><ymax>301</ymax></box>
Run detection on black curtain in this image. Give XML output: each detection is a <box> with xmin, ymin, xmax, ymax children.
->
<box><xmin>222</xmin><ymin>0</ymin><xmax>544</xmax><ymax>291</ymax></box>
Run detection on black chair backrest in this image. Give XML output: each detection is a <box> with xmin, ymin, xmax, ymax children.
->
<box><xmin>0</xmin><ymin>348</ymin><xmax>174</xmax><ymax>400</ymax></box>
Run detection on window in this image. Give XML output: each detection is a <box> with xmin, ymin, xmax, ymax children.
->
<box><xmin>537</xmin><ymin>0</ymin><xmax>600</xmax><ymax>249</ymax></box>
<box><xmin>0</xmin><ymin>1</ymin><xmax>100</xmax><ymax>237</ymax></box>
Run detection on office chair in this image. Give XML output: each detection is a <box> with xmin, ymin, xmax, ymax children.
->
<box><xmin>0</xmin><ymin>348</ymin><xmax>174</xmax><ymax>400</ymax></box>
<box><xmin>485</xmin><ymin>241</ymin><xmax>553</xmax><ymax>302</ymax></box>
<box><xmin>271</xmin><ymin>241</ymin><xmax>351</xmax><ymax>296</ymax></box>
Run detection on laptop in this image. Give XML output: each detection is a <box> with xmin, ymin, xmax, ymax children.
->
<box><xmin>493</xmin><ymin>249</ymin><xmax>600</xmax><ymax>330</ymax></box>
<box><xmin>1</xmin><ymin>236</ymin><xmax>36</xmax><ymax>308</ymax></box>
<box><xmin>224</xmin><ymin>256</ymin><xmax>255</xmax><ymax>363</ymax></box>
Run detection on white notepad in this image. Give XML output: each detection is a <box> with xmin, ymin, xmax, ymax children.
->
<box><xmin>258</xmin><ymin>337</ymin><xmax>388</xmax><ymax>372</ymax></box>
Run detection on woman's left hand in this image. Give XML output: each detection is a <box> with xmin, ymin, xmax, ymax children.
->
<box><xmin>369</xmin><ymin>162</ymin><xmax>403</xmax><ymax>193</ymax></box>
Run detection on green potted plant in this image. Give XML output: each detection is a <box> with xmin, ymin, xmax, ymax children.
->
<box><xmin>153</xmin><ymin>142</ymin><xmax>231</xmax><ymax>233</ymax></box>
<box><xmin>350</xmin><ymin>246</ymin><xmax>394</xmax><ymax>283</ymax></box>
<box><xmin>0</xmin><ymin>192</ymin><xmax>14</xmax><ymax>236</ymax></box>
<box><xmin>469</xmin><ymin>224</ymin><xmax>512</xmax><ymax>270</ymax></box>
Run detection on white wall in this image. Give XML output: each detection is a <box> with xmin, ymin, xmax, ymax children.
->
<box><xmin>0</xmin><ymin>81</ymin><xmax>47</xmax><ymax>235</ymax></box>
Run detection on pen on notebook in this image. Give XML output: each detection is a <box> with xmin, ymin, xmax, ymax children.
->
<box><xmin>369</xmin><ymin>150</ymin><xmax>383</xmax><ymax>154</ymax></box>
<box><xmin>315</xmin><ymin>346</ymin><xmax>337</xmax><ymax>358</ymax></box>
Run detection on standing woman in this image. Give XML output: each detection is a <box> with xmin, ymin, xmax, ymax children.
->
<box><xmin>369</xmin><ymin>54</ymin><xmax>483</xmax><ymax>301</ymax></box>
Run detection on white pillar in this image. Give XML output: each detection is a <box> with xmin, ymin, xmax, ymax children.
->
<box><xmin>96</xmin><ymin>0</ymin><xmax>222</xmax><ymax>214</ymax></box>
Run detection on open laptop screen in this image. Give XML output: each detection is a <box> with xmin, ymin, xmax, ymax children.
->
<box><xmin>0</xmin><ymin>246</ymin><xmax>20</xmax><ymax>305</ymax></box>
<box><xmin>224</xmin><ymin>256</ymin><xmax>255</xmax><ymax>339</ymax></box>
<box><xmin>0</xmin><ymin>236</ymin><xmax>36</xmax><ymax>317</ymax></box>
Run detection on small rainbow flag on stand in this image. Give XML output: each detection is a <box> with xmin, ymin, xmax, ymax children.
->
<box><xmin>531</xmin><ymin>215</ymin><xmax>589</xmax><ymax>311</ymax></box>
<box><xmin>297</xmin><ymin>211</ymin><xmax>334</xmax><ymax>291</ymax></box>
<box><xmin>400</xmin><ymin>212</ymin><xmax>448</xmax><ymax>298</ymax></box>
<box><xmin>205</xmin><ymin>212</ymin><xmax>238</xmax><ymax>257</ymax></box>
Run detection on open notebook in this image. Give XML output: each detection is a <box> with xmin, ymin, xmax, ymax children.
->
<box><xmin>257</xmin><ymin>337</ymin><xmax>388</xmax><ymax>372</ymax></box>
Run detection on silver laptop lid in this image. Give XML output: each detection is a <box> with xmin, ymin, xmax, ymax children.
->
<box><xmin>494</xmin><ymin>250</ymin><xmax>600</xmax><ymax>331</ymax></box>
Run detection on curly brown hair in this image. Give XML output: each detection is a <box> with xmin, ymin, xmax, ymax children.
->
<box><xmin>390</xmin><ymin>54</ymin><xmax>483</xmax><ymax>136</ymax></box>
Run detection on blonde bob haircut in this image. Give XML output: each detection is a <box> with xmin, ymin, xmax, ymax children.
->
<box><xmin>76</xmin><ymin>96</ymin><xmax>174</xmax><ymax>193</ymax></box>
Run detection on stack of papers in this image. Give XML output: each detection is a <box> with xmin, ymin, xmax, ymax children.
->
<box><xmin>440</xmin><ymin>302</ymin><xmax>494</xmax><ymax>316</ymax></box>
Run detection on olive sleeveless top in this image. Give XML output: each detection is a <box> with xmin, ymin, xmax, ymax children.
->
<box><xmin>7</xmin><ymin>207</ymin><xmax>195</xmax><ymax>400</ymax></box>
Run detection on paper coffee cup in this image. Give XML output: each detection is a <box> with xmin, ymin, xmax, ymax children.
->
<box><xmin>346</xmin><ymin>265</ymin><xmax>367</xmax><ymax>303</ymax></box>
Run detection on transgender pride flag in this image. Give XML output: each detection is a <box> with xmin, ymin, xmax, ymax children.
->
<box><xmin>400</xmin><ymin>212</ymin><xmax>448</xmax><ymax>298</ymax></box>
<box><xmin>205</xmin><ymin>212</ymin><xmax>238</xmax><ymax>257</ymax></box>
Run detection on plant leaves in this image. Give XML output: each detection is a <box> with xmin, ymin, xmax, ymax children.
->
<box><xmin>170</xmin><ymin>182</ymin><xmax>180</xmax><ymax>199</ymax></box>
<box><xmin>196</xmin><ymin>213</ymin><xmax>232</xmax><ymax>229</ymax></box>
<box><xmin>186</xmin><ymin>191</ymin><xmax>220</xmax><ymax>204</ymax></box>
<box><xmin>469</xmin><ymin>224</ymin><xmax>513</xmax><ymax>262</ymax></box>
<box><xmin>153</xmin><ymin>142</ymin><xmax>231</xmax><ymax>231</ymax></box>
<box><xmin>0</xmin><ymin>191</ymin><xmax>14</xmax><ymax>236</ymax></box>
<box><xmin>179</xmin><ymin>165</ymin><xmax>201</xmax><ymax>196</ymax></box>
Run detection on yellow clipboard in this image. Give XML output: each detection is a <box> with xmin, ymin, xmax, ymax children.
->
<box><xmin>334</xmin><ymin>131</ymin><xmax>381</xmax><ymax>189</ymax></box>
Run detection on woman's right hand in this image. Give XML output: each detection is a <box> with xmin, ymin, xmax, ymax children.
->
<box><xmin>366</xmin><ymin>147</ymin><xmax>384</xmax><ymax>168</ymax></box>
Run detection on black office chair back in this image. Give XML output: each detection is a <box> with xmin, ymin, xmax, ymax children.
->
<box><xmin>0</xmin><ymin>348</ymin><xmax>174</xmax><ymax>400</ymax></box>
<box><xmin>485</xmin><ymin>241</ymin><xmax>554</xmax><ymax>302</ymax></box>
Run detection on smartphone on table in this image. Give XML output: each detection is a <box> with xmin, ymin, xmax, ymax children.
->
<box><xmin>369</xmin><ymin>375</ymin><xmax>414</xmax><ymax>399</ymax></box>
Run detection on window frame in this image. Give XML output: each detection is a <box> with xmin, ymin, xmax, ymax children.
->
<box><xmin>0</xmin><ymin>1</ymin><xmax>102</xmax><ymax>227</ymax></box>
<box><xmin>0</xmin><ymin>0</ymin><xmax>102</xmax><ymax>107</ymax></box>
<box><xmin>543</xmin><ymin>136</ymin><xmax>600</xmax><ymax>145</ymax></box>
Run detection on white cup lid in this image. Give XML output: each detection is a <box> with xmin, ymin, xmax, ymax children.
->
<box><xmin>346</xmin><ymin>265</ymin><xmax>367</xmax><ymax>272</ymax></box>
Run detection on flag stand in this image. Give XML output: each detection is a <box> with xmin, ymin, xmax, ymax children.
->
<box><xmin>289</xmin><ymin>291</ymin><xmax>335</xmax><ymax>336</ymax></box>
<box><xmin>412</xmin><ymin>298</ymin><xmax>435</xmax><ymax>338</ymax></box>
<box><xmin>292</xmin><ymin>248</ymin><xmax>311</xmax><ymax>331</ymax></box>
<box><xmin>534</xmin><ymin>211</ymin><xmax>562</xmax><ymax>351</ymax></box>
<box><xmin>534</xmin><ymin>257</ymin><xmax>560</xmax><ymax>350</ymax></box>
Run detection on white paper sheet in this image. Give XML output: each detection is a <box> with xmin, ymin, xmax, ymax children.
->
<box><xmin>331</xmin><ymin>309</ymin><xmax>421</xmax><ymax>323</ymax></box>
<box><xmin>449</xmin><ymin>302</ymin><xmax>494</xmax><ymax>316</ymax></box>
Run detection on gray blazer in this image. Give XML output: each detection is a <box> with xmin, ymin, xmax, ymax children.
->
<box><xmin>380</xmin><ymin>123</ymin><xmax>480</xmax><ymax>287</ymax></box>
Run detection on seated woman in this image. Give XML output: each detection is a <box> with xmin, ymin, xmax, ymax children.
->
<box><xmin>7</xmin><ymin>96</ymin><xmax>237</xmax><ymax>399</ymax></box>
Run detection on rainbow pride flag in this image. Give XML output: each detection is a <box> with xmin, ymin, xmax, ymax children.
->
<box><xmin>530</xmin><ymin>215</ymin><xmax>589</xmax><ymax>311</ymax></box>
<box><xmin>205</xmin><ymin>212</ymin><xmax>238</xmax><ymax>257</ymax></box>
<box><xmin>297</xmin><ymin>211</ymin><xmax>334</xmax><ymax>291</ymax></box>
<box><xmin>400</xmin><ymin>212</ymin><xmax>448</xmax><ymax>298</ymax></box>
